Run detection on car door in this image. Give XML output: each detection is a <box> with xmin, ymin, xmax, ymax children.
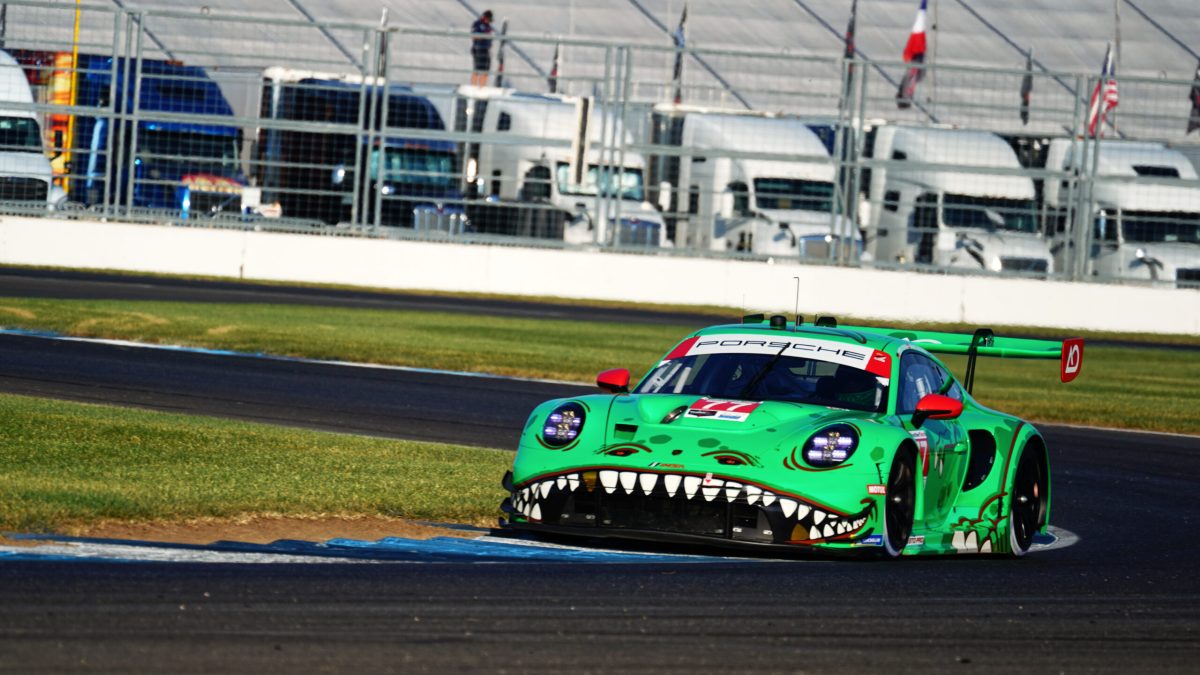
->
<box><xmin>896</xmin><ymin>350</ymin><xmax>968</xmax><ymax>529</ymax></box>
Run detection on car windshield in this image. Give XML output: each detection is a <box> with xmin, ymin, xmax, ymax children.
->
<box><xmin>942</xmin><ymin>193</ymin><xmax>1037</xmax><ymax>233</ymax></box>
<box><xmin>556</xmin><ymin>163</ymin><xmax>644</xmax><ymax>201</ymax></box>
<box><xmin>754</xmin><ymin>178</ymin><xmax>835</xmax><ymax>212</ymax></box>
<box><xmin>1121</xmin><ymin>211</ymin><xmax>1200</xmax><ymax>244</ymax></box>
<box><xmin>635</xmin><ymin>352</ymin><xmax>888</xmax><ymax>413</ymax></box>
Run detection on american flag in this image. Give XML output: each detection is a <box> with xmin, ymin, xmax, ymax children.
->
<box><xmin>671</xmin><ymin>4</ymin><xmax>688</xmax><ymax>104</ymax></box>
<box><xmin>1087</xmin><ymin>43</ymin><xmax>1118</xmax><ymax>137</ymax></box>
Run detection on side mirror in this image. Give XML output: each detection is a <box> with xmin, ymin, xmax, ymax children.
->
<box><xmin>912</xmin><ymin>393</ymin><xmax>963</xmax><ymax>428</ymax></box>
<box><xmin>596</xmin><ymin>368</ymin><xmax>631</xmax><ymax>394</ymax></box>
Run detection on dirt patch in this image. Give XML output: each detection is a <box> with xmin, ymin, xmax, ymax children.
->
<box><xmin>205</xmin><ymin>325</ymin><xmax>239</xmax><ymax>336</ymax></box>
<box><xmin>3</xmin><ymin>515</ymin><xmax>486</xmax><ymax>547</ymax></box>
<box><xmin>0</xmin><ymin>306</ymin><xmax>36</xmax><ymax>319</ymax></box>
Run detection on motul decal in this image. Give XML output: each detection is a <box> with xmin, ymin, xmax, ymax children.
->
<box><xmin>867</xmin><ymin>484</ymin><xmax>887</xmax><ymax>495</ymax></box>
<box><xmin>1061</xmin><ymin>338</ymin><xmax>1084</xmax><ymax>383</ymax></box>
<box><xmin>685</xmin><ymin>398</ymin><xmax>761</xmax><ymax>422</ymax></box>
<box><xmin>910</xmin><ymin>430</ymin><xmax>930</xmax><ymax>479</ymax></box>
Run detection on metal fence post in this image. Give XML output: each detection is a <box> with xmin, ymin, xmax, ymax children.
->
<box><xmin>611</xmin><ymin>45</ymin><xmax>634</xmax><ymax>247</ymax></box>
<box><xmin>593</xmin><ymin>44</ymin><xmax>613</xmax><ymax>247</ymax></box>
<box><xmin>122</xmin><ymin>12</ymin><xmax>146</xmax><ymax>215</ymax></box>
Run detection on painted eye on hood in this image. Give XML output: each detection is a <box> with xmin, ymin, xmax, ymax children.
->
<box><xmin>602</xmin><ymin>444</ymin><xmax>649</xmax><ymax>457</ymax></box>
<box><xmin>702</xmin><ymin>450</ymin><xmax>756</xmax><ymax>467</ymax></box>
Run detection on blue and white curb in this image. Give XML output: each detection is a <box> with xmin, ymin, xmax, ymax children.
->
<box><xmin>0</xmin><ymin>527</ymin><xmax>1076</xmax><ymax>564</ymax></box>
<box><xmin>0</xmin><ymin>533</ymin><xmax>764</xmax><ymax>564</ymax></box>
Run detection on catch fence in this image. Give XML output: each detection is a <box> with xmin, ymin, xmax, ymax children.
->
<box><xmin>0</xmin><ymin>1</ymin><xmax>1196</xmax><ymax>286</ymax></box>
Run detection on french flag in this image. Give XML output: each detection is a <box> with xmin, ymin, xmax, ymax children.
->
<box><xmin>896</xmin><ymin>0</ymin><xmax>928</xmax><ymax>109</ymax></box>
<box><xmin>902</xmin><ymin>0</ymin><xmax>927</xmax><ymax>63</ymax></box>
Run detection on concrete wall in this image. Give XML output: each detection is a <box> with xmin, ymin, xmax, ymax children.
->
<box><xmin>2</xmin><ymin>216</ymin><xmax>1196</xmax><ymax>334</ymax></box>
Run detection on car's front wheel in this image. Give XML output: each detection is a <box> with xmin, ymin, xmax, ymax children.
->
<box><xmin>882</xmin><ymin>445</ymin><xmax>917</xmax><ymax>558</ymax></box>
<box><xmin>1008</xmin><ymin>444</ymin><xmax>1049</xmax><ymax>556</ymax></box>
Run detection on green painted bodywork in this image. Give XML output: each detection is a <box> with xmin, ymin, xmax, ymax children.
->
<box><xmin>505</xmin><ymin>321</ymin><xmax>1064</xmax><ymax>556</ymax></box>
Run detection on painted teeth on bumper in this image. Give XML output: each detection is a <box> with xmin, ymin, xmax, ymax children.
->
<box><xmin>504</xmin><ymin>469</ymin><xmax>873</xmax><ymax>547</ymax></box>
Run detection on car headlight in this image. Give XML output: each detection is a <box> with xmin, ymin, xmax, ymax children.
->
<box><xmin>542</xmin><ymin>402</ymin><xmax>586</xmax><ymax>447</ymax></box>
<box><xmin>803</xmin><ymin>424</ymin><xmax>858</xmax><ymax>467</ymax></box>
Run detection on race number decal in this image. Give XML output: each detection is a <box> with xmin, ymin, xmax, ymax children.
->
<box><xmin>910</xmin><ymin>429</ymin><xmax>930</xmax><ymax>479</ymax></box>
<box><xmin>685</xmin><ymin>398</ymin><xmax>761</xmax><ymax>422</ymax></box>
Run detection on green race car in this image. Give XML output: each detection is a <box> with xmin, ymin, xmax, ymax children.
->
<box><xmin>501</xmin><ymin>316</ymin><xmax>1083</xmax><ymax>557</ymax></box>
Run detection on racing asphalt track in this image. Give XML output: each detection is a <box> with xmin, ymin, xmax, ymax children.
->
<box><xmin>1</xmin><ymin>270</ymin><xmax>1199</xmax><ymax>671</ymax></box>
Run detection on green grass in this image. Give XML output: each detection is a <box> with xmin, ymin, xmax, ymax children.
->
<box><xmin>0</xmin><ymin>297</ymin><xmax>1198</xmax><ymax>433</ymax></box>
<box><xmin>0</xmin><ymin>393</ymin><xmax>512</xmax><ymax>533</ymax></box>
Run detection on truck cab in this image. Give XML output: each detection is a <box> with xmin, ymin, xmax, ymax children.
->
<box><xmin>862</xmin><ymin>125</ymin><xmax>1052</xmax><ymax>274</ymax></box>
<box><xmin>447</xmin><ymin>86</ymin><xmax>667</xmax><ymax>247</ymax></box>
<box><xmin>71</xmin><ymin>55</ymin><xmax>245</xmax><ymax>218</ymax></box>
<box><xmin>650</xmin><ymin>107</ymin><xmax>855</xmax><ymax>258</ymax></box>
<box><xmin>258</xmin><ymin>69</ymin><xmax>464</xmax><ymax>230</ymax></box>
<box><xmin>0</xmin><ymin>50</ymin><xmax>66</xmax><ymax>211</ymax></box>
<box><xmin>1043</xmin><ymin>138</ymin><xmax>1200</xmax><ymax>286</ymax></box>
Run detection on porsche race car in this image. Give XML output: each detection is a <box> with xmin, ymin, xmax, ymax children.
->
<box><xmin>500</xmin><ymin>315</ymin><xmax>1083</xmax><ymax>557</ymax></box>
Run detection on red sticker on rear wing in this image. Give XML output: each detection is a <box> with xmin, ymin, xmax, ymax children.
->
<box><xmin>1060</xmin><ymin>338</ymin><xmax>1084</xmax><ymax>383</ymax></box>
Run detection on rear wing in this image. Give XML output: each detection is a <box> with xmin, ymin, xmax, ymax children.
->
<box><xmin>839</xmin><ymin>325</ymin><xmax>1084</xmax><ymax>391</ymax></box>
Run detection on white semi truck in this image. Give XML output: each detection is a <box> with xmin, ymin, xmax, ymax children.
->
<box><xmin>649</xmin><ymin>106</ymin><xmax>855</xmax><ymax>257</ymax></box>
<box><xmin>439</xmin><ymin>86</ymin><xmax>667</xmax><ymax>247</ymax></box>
<box><xmin>0</xmin><ymin>50</ymin><xmax>65</xmax><ymax>211</ymax></box>
<box><xmin>1042</xmin><ymin>138</ymin><xmax>1200</xmax><ymax>286</ymax></box>
<box><xmin>861</xmin><ymin>125</ymin><xmax>1052</xmax><ymax>274</ymax></box>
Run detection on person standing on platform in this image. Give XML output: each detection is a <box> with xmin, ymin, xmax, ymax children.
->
<box><xmin>470</xmin><ymin>10</ymin><xmax>494</xmax><ymax>86</ymax></box>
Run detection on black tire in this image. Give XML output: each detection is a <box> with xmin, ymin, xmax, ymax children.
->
<box><xmin>1008</xmin><ymin>445</ymin><xmax>1049</xmax><ymax>557</ymax></box>
<box><xmin>882</xmin><ymin>446</ymin><xmax>917</xmax><ymax>558</ymax></box>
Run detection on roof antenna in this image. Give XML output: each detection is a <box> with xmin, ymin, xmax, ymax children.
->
<box><xmin>792</xmin><ymin>276</ymin><xmax>801</xmax><ymax>331</ymax></box>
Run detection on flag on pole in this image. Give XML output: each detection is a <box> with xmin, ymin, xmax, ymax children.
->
<box><xmin>1188</xmin><ymin>58</ymin><xmax>1200</xmax><ymax>134</ymax></box>
<box><xmin>1086</xmin><ymin>42</ymin><xmax>1119</xmax><ymax>137</ymax></box>
<box><xmin>494</xmin><ymin>20</ymin><xmax>508</xmax><ymax>87</ymax></box>
<box><xmin>671</xmin><ymin>3</ymin><xmax>688</xmax><ymax>104</ymax></box>
<box><xmin>1020</xmin><ymin>47</ymin><xmax>1033</xmax><ymax>125</ymax></box>
<box><xmin>896</xmin><ymin>0</ymin><xmax>927</xmax><ymax>110</ymax></box>
<box><xmin>548</xmin><ymin>43</ymin><xmax>560</xmax><ymax>93</ymax></box>
<box><xmin>844</xmin><ymin>0</ymin><xmax>857</xmax><ymax>61</ymax></box>
<box><xmin>842</xmin><ymin>0</ymin><xmax>858</xmax><ymax>105</ymax></box>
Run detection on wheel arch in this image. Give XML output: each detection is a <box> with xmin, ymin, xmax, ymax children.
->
<box><xmin>1003</xmin><ymin>429</ymin><xmax>1052</xmax><ymax>553</ymax></box>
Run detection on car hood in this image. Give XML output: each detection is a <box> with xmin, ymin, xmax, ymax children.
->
<box><xmin>608</xmin><ymin>393</ymin><xmax>867</xmax><ymax>438</ymax></box>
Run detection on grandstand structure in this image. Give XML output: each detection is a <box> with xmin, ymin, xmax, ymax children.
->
<box><xmin>2</xmin><ymin>0</ymin><xmax>1197</xmax><ymax>141</ymax></box>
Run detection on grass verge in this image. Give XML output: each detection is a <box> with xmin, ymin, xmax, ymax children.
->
<box><xmin>0</xmin><ymin>393</ymin><xmax>511</xmax><ymax>534</ymax></box>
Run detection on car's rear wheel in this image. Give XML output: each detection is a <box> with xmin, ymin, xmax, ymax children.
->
<box><xmin>1008</xmin><ymin>444</ymin><xmax>1049</xmax><ymax>556</ymax></box>
<box><xmin>882</xmin><ymin>446</ymin><xmax>917</xmax><ymax>558</ymax></box>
